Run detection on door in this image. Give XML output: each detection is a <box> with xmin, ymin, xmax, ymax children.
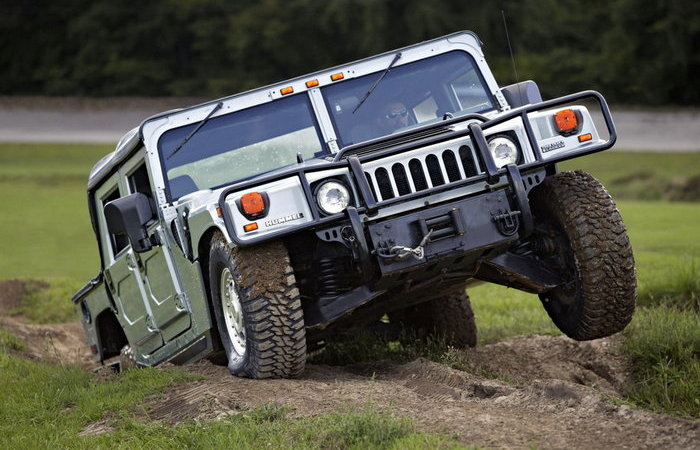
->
<box><xmin>97</xmin><ymin>152</ymin><xmax>191</xmax><ymax>357</ymax></box>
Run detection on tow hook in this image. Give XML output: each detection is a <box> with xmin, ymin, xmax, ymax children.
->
<box><xmin>376</xmin><ymin>229</ymin><xmax>434</xmax><ymax>262</ymax></box>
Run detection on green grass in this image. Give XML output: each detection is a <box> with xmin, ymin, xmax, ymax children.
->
<box><xmin>87</xmin><ymin>405</ymin><xmax>466</xmax><ymax>449</ymax></box>
<box><xmin>468</xmin><ymin>286</ymin><xmax>558</xmax><ymax>344</ymax></box>
<box><xmin>621</xmin><ymin>307</ymin><xmax>700</xmax><ymax>418</ymax></box>
<box><xmin>0</xmin><ymin>352</ymin><xmax>196</xmax><ymax>448</ymax></box>
<box><xmin>560</xmin><ymin>151</ymin><xmax>700</xmax><ymax>201</ymax></box>
<box><xmin>0</xmin><ymin>329</ymin><xmax>24</xmax><ymax>352</ymax></box>
<box><xmin>9</xmin><ymin>278</ymin><xmax>83</xmax><ymax>324</ymax></box>
<box><xmin>0</xmin><ymin>143</ymin><xmax>110</xmax><ymax>281</ymax></box>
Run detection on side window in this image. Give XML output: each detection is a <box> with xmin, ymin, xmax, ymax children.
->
<box><xmin>102</xmin><ymin>187</ymin><xmax>129</xmax><ymax>255</ymax></box>
<box><xmin>127</xmin><ymin>163</ymin><xmax>152</xmax><ymax>197</ymax></box>
<box><xmin>127</xmin><ymin>162</ymin><xmax>157</xmax><ymax>218</ymax></box>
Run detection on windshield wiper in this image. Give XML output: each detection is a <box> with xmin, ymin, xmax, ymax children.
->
<box><xmin>352</xmin><ymin>52</ymin><xmax>402</xmax><ymax>114</ymax></box>
<box><xmin>167</xmin><ymin>101</ymin><xmax>223</xmax><ymax>160</ymax></box>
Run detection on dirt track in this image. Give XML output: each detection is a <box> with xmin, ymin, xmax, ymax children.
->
<box><xmin>1</xmin><ymin>280</ymin><xmax>698</xmax><ymax>449</ymax></box>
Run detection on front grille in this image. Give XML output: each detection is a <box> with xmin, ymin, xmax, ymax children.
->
<box><xmin>363</xmin><ymin>143</ymin><xmax>483</xmax><ymax>202</ymax></box>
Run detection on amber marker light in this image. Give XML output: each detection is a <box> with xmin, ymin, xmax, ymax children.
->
<box><xmin>280</xmin><ymin>86</ymin><xmax>294</xmax><ymax>95</ymax></box>
<box><xmin>243</xmin><ymin>223</ymin><xmax>259</xmax><ymax>232</ymax></box>
<box><xmin>330</xmin><ymin>72</ymin><xmax>344</xmax><ymax>81</ymax></box>
<box><xmin>578</xmin><ymin>133</ymin><xmax>593</xmax><ymax>142</ymax></box>
<box><xmin>553</xmin><ymin>109</ymin><xmax>578</xmax><ymax>134</ymax></box>
<box><xmin>305</xmin><ymin>79</ymin><xmax>319</xmax><ymax>88</ymax></box>
<box><xmin>240</xmin><ymin>192</ymin><xmax>266</xmax><ymax>216</ymax></box>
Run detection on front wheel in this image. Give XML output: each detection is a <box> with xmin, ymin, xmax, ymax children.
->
<box><xmin>209</xmin><ymin>232</ymin><xmax>306</xmax><ymax>378</ymax></box>
<box><xmin>530</xmin><ymin>170</ymin><xmax>636</xmax><ymax>340</ymax></box>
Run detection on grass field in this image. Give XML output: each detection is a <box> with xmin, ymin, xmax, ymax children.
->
<box><xmin>0</xmin><ymin>143</ymin><xmax>698</xmax><ymax>443</ymax></box>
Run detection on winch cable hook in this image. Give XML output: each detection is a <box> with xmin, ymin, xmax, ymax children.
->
<box><xmin>377</xmin><ymin>229</ymin><xmax>434</xmax><ymax>261</ymax></box>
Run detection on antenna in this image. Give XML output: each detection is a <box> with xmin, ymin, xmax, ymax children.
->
<box><xmin>501</xmin><ymin>10</ymin><xmax>524</xmax><ymax>107</ymax></box>
<box><xmin>501</xmin><ymin>10</ymin><xmax>518</xmax><ymax>83</ymax></box>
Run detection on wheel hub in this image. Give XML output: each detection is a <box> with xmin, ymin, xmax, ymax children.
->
<box><xmin>220</xmin><ymin>268</ymin><xmax>246</xmax><ymax>356</ymax></box>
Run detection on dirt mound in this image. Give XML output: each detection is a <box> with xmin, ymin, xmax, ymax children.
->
<box><xmin>134</xmin><ymin>339</ymin><xmax>698</xmax><ymax>449</ymax></box>
<box><xmin>456</xmin><ymin>335</ymin><xmax>630</xmax><ymax>394</ymax></box>
<box><xmin>0</xmin><ymin>317</ymin><xmax>92</xmax><ymax>367</ymax></box>
<box><xmin>0</xmin><ymin>279</ymin><xmax>47</xmax><ymax>316</ymax></box>
<box><xmin>0</xmin><ymin>279</ymin><xmax>92</xmax><ymax>367</ymax></box>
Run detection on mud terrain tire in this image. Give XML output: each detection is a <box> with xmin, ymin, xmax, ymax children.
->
<box><xmin>209</xmin><ymin>232</ymin><xmax>306</xmax><ymax>378</ymax></box>
<box><xmin>392</xmin><ymin>286</ymin><xmax>477</xmax><ymax>348</ymax></box>
<box><xmin>530</xmin><ymin>170</ymin><xmax>636</xmax><ymax>341</ymax></box>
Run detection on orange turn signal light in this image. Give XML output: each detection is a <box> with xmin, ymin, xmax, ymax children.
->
<box><xmin>330</xmin><ymin>72</ymin><xmax>344</xmax><ymax>81</ymax></box>
<box><xmin>553</xmin><ymin>109</ymin><xmax>578</xmax><ymax>134</ymax></box>
<box><xmin>280</xmin><ymin>86</ymin><xmax>294</xmax><ymax>95</ymax></box>
<box><xmin>240</xmin><ymin>192</ymin><xmax>266</xmax><ymax>216</ymax></box>
<box><xmin>578</xmin><ymin>133</ymin><xmax>593</xmax><ymax>142</ymax></box>
<box><xmin>305</xmin><ymin>79</ymin><xmax>319</xmax><ymax>88</ymax></box>
<box><xmin>243</xmin><ymin>223</ymin><xmax>258</xmax><ymax>232</ymax></box>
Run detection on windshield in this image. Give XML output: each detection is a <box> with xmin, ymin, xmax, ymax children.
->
<box><xmin>159</xmin><ymin>95</ymin><xmax>326</xmax><ymax>200</ymax></box>
<box><xmin>322</xmin><ymin>51</ymin><xmax>495</xmax><ymax>148</ymax></box>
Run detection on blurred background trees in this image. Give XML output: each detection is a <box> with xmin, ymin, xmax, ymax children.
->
<box><xmin>0</xmin><ymin>0</ymin><xmax>697</xmax><ymax>105</ymax></box>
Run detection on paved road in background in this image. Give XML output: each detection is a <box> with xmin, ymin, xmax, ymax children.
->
<box><xmin>0</xmin><ymin>98</ymin><xmax>698</xmax><ymax>151</ymax></box>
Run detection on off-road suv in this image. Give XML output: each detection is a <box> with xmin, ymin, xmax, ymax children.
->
<box><xmin>73</xmin><ymin>31</ymin><xmax>635</xmax><ymax>378</ymax></box>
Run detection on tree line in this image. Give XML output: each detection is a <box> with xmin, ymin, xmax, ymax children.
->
<box><xmin>1</xmin><ymin>0</ymin><xmax>697</xmax><ymax>105</ymax></box>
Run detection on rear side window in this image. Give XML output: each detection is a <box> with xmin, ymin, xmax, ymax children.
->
<box><xmin>102</xmin><ymin>187</ymin><xmax>128</xmax><ymax>255</ymax></box>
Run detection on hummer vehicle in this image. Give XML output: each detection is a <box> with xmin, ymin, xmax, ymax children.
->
<box><xmin>72</xmin><ymin>31</ymin><xmax>636</xmax><ymax>378</ymax></box>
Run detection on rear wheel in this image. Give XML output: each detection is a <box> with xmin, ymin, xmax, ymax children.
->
<box><xmin>391</xmin><ymin>285</ymin><xmax>477</xmax><ymax>348</ymax></box>
<box><xmin>209</xmin><ymin>232</ymin><xmax>306</xmax><ymax>378</ymax></box>
<box><xmin>530</xmin><ymin>170</ymin><xmax>636</xmax><ymax>340</ymax></box>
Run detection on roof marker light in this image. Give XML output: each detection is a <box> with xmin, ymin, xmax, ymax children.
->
<box><xmin>280</xmin><ymin>86</ymin><xmax>294</xmax><ymax>95</ymax></box>
<box><xmin>305</xmin><ymin>79</ymin><xmax>319</xmax><ymax>88</ymax></box>
<box><xmin>330</xmin><ymin>73</ymin><xmax>344</xmax><ymax>81</ymax></box>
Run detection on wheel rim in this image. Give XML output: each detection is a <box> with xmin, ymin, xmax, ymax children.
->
<box><xmin>220</xmin><ymin>267</ymin><xmax>246</xmax><ymax>356</ymax></box>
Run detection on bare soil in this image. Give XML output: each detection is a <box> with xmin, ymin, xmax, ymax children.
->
<box><xmin>1</xmin><ymin>280</ymin><xmax>698</xmax><ymax>449</ymax></box>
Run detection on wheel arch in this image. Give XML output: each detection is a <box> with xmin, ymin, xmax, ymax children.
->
<box><xmin>94</xmin><ymin>309</ymin><xmax>128</xmax><ymax>360</ymax></box>
<box><xmin>196</xmin><ymin>225</ymin><xmax>229</xmax><ymax>351</ymax></box>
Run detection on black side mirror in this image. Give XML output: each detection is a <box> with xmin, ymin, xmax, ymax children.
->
<box><xmin>104</xmin><ymin>193</ymin><xmax>156</xmax><ymax>253</ymax></box>
<box><xmin>501</xmin><ymin>80</ymin><xmax>543</xmax><ymax>108</ymax></box>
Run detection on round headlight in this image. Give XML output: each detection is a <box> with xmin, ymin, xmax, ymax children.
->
<box><xmin>316</xmin><ymin>181</ymin><xmax>350</xmax><ymax>215</ymax></box>
<box><xmin>488</xmin><ymin>136</ymin><xmax>519</xmax><ymax>168</ymax></box>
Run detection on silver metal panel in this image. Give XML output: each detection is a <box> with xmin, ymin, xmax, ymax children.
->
<box><xmin>224</xmin><ymin>176</ymin><xmax>313</xmax><ymax>242</ymax></box>
<box><xmin>528</xmin><ymin>106</ymin><xmax>601</xmax><ymax>160</ymax></box>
